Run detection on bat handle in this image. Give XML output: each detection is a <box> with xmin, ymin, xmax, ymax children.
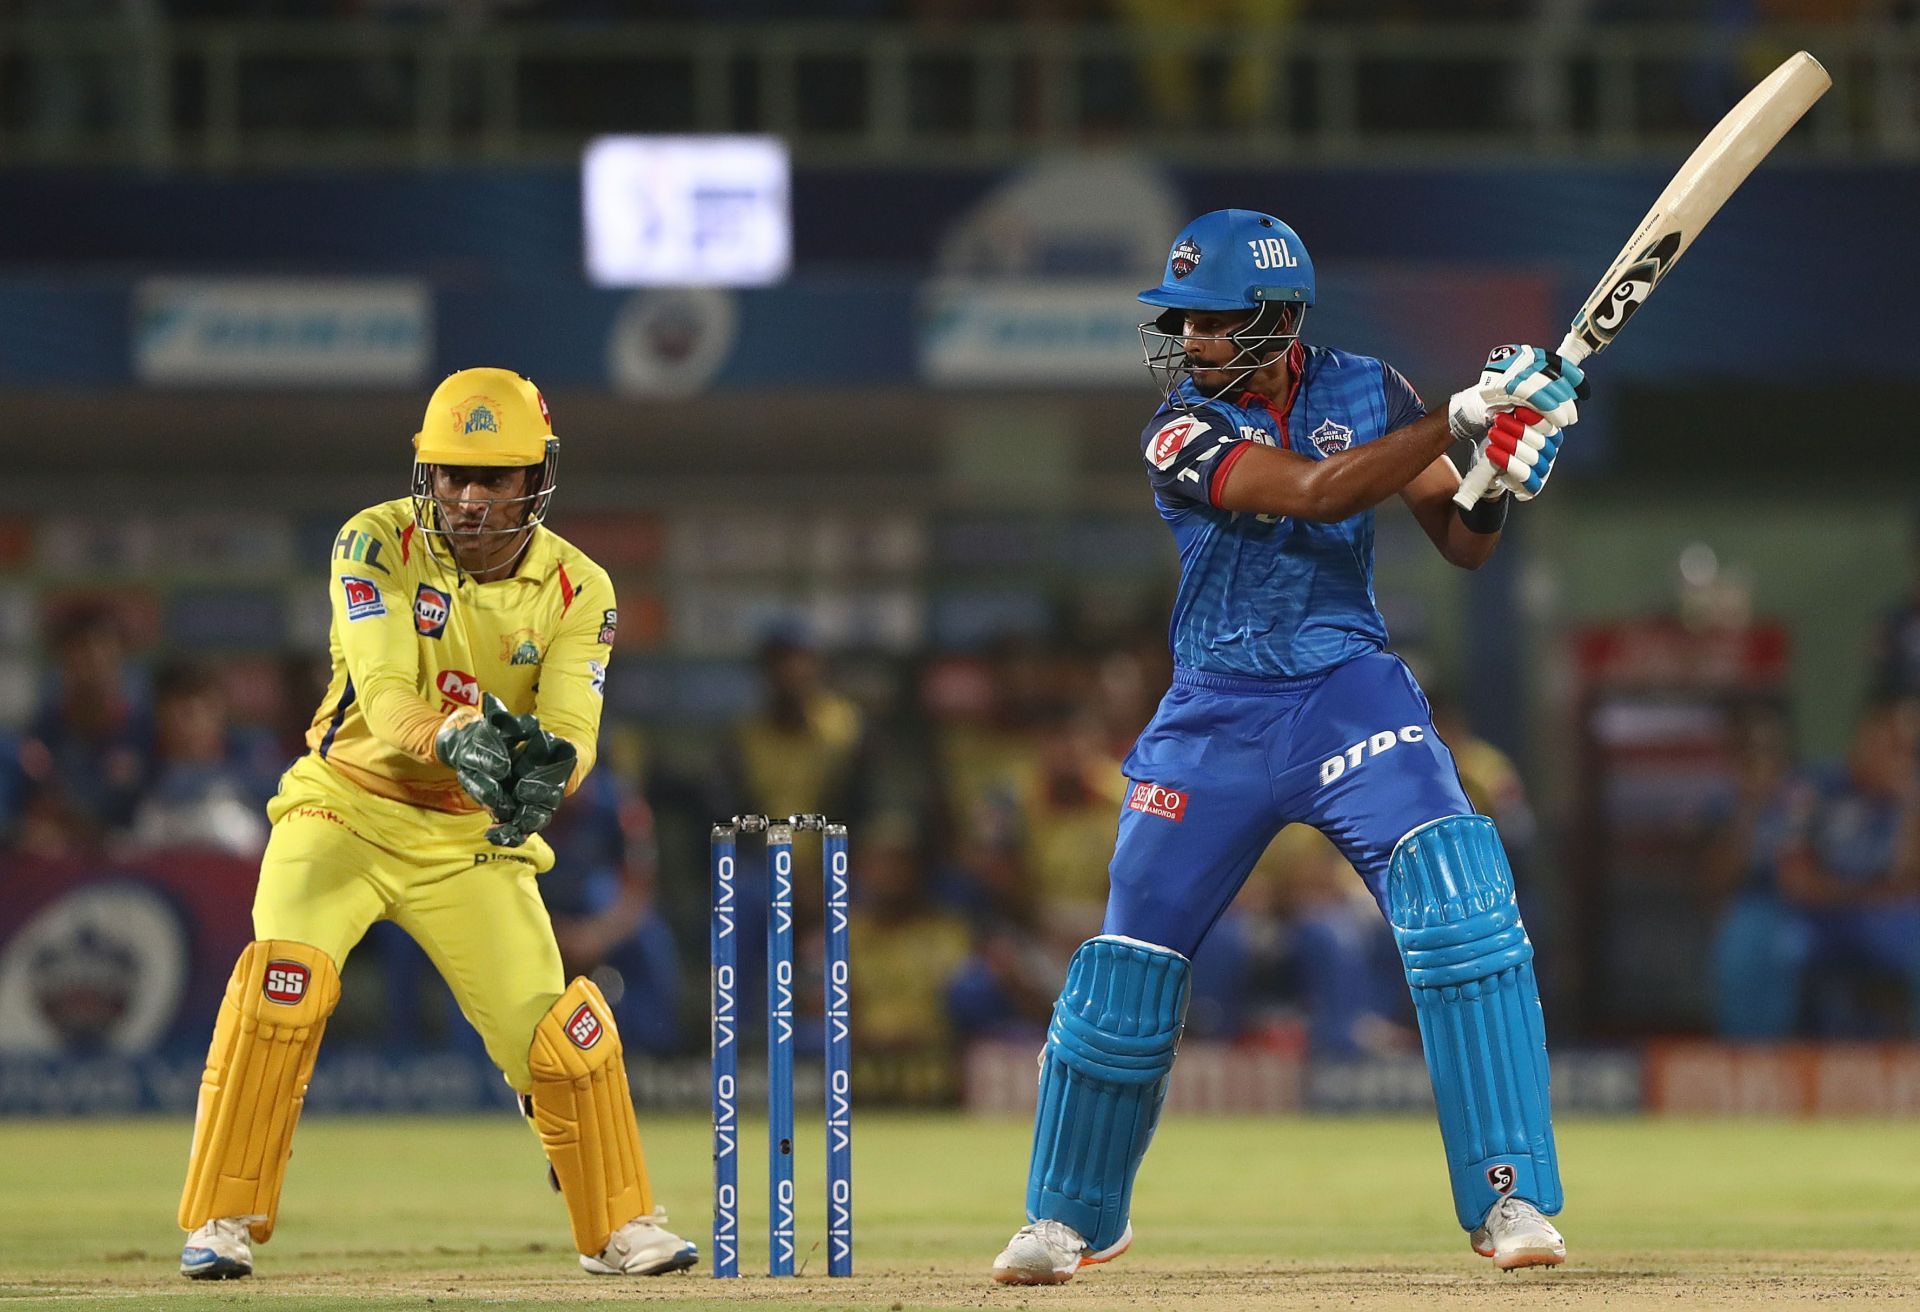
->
<box><xmin>1452</xmin><ymin>458</ymin><xmax>1501</xmax><ymax>510</ymax></box>
<box><xmin>1451</xmin><ymin>329</ymin><xmax>1596</xmax><ymax>509</ymax></box>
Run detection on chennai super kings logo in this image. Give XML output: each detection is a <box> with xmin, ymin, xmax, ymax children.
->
<box><xmin>460</xmin><ymin>399</ymin><xmax>500</xmax><ymax>435</ymax></box>
<box><xmin>500</xmin><ymin>628</ymin><xmax>544</xmax><ymax>665</ymax></box>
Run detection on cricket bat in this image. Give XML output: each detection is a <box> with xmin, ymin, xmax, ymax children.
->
<box><xmin>1453</xmin><ymin>50</ymin><xmax>1832</xmax><ymax>509</ymax></box>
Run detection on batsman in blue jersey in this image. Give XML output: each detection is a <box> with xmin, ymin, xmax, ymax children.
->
<box><xmin>991</xmin><ymin>210</ymin><xmax>1588</xmax><ymax>1284</ymax></box>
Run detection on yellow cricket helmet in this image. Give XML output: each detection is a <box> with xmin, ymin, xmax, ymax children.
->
<box><xmin>413</xmin><ymin>366</ymin><xmax>555</xmax><ymax>466</ymax></box>
<box><xmin>410</xmin><ymin>367</ymin><xmax>561</xmax><ymax>568</ymax></box>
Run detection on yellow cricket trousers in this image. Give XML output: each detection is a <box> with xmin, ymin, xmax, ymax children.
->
<box><xmin>254</xmin><ymin>753</ymin><xmax>563</xmax><ymax>1092</ymax></box>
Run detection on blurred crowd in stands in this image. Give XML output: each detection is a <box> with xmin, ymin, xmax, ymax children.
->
<box><xmin>6</xmin><ymin>0</ymin><xmax>1897</xmax><ymax>165</ymax></box>
<box><xmin>0</xmin><ymin>594</ymin><xmax>1530</xmax><ymax>1087</ymax></box>
<box><xmin>18</xmin><ymin>553</ymin><xmax>1917</xmax><ymax>1094</ymax></box>
<box><xmin>1703</xmin><ymin>572</ymin><xmax>1920</xmax><ymax>1043</ymax></box>
<box><xmin>7</xmin><ymin>537</ymin><xmax>1920</xmax><ymax>1104</ymax></box>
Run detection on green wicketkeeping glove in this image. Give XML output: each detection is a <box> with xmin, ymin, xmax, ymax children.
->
<box><xmin>485</xmin><ymin>729</ymin><xmax>579</xmax><ymax>848</ymax></box>
<box><xmin>481</xmin><ymin>691</ymin><xmax>539</xmax><ymax>755</ymax></box>
<box><xmin>436</xmin><ymin>692</ymin><xmax>536</xmax><ymax>821</ymax></box>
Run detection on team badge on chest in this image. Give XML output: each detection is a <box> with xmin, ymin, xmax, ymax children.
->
<box><xmin>1307</xmin><ymin>417</ymin><xmax>1353</xmax><ymax>455</ymax></box>
<box><xmin>500</xmin><ymin>627</ymin><xmax>545</xmax><ymax>666</ymax></box>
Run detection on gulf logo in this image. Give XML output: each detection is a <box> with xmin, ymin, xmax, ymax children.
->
<box><xmin>414</xmin><ymin>584</ymin><xmax>451</xmax><ymax>639</ymax></box>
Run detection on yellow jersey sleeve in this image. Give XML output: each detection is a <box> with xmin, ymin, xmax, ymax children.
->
<box><xmin>327</xmin><ymin>510</ymin><xmax>448</xmax><ymax>765</ymax></box>
<box><xmin>534</xmin><ymin>566</ymin><xmax>615</xmax><ymax>793</ymax></box>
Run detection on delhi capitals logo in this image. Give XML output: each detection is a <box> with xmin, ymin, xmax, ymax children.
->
<box><xmin>1170</xmin><ymin>238</ymin><xmax>1202</xmax><ymax>280</ymax></box>
<box><xmin>463</xmin><ymin>402</ymin><xmax>498</xmax><ymax>435</ymax></box>
<box><xmin>1307</xmin><ymin>417</ymin><xmax>1353</xmax><ymax>455</ymax></box>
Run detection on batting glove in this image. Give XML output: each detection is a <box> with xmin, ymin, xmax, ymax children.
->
<box><xmin>1480</xmin><ymin>405</ymin><xmax>1565</xmax><ymax>501</ymax></box>
<box><xmin>1448</xmin><ymin>344</ymin><xmax>1588</xmax><ymax>441</ymax></box>
<box><xmin>485</xmin><ymin>729</ymin><xmax>579</xmax><ymax>848</ymax></box>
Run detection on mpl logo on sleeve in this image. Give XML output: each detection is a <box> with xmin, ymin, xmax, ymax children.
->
<box><xmin>566</xmin><ymin>1003</ymin><xmax>604</xmax><ymax>1050</ymax></box>
<box><xmin>413</xmin><ymin>584</ymin><xmax>451</xmax><ymax>638</ymax></box>
<box><xmin>1127</xmin><ymin>780</ymin><xmax>1189</xmax><ymax>822</ymax></box>
<box><xmin>263</xmin><ymin>960</ymin><xmax>311</xmax><ymax>1005</ymax></box>
<box><xmin>340</xmin><ymin>575</ymin><xmax>386</xmax><ymax>622</ymax></box>
<box><xmin>436</xmin><ymin>668</ymin><xmax>480</xmax><ymax>709</ymax></box>
<box><xmin>1148</xmin><ymin>416</ymin><xmax>1207</xmax><ymax>471</ymax></box>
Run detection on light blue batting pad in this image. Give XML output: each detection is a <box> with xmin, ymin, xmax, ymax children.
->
<box><xmin>1388</xmin><ymin>814</ymin><xmax>1562</xmax><ymax>1230</ymax></box>
<box><xmin>1026</xmin><ymin>935</ymin><xmax>1191</xmax><ymax>1252</ymax></box>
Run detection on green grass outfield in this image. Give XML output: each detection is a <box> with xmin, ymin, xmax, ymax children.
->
<box><xmin>3</xmin><ymin>1113</ymin><xmax>1917</xmax><ymax>1310</ymax></box>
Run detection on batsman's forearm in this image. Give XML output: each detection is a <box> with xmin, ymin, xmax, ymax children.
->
<box><xmin>1281</xmin><ymin>412</ymin><xmax>1457</xmax><ymax>521</ymax></box>
<box><xmin>1438</xmin><ymin>511</ymin><xmax>1502</xmax><ymax>569</ymax></box>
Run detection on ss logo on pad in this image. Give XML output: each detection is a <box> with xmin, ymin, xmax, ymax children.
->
<box><xmin>566</xmin><ymin>1003</ymin><xmax>603</xmax><ymax>1050</ymax></box>
<box><xmin>263</xmin><ymin>961</ymin><xmax>310</xmax><ymax>1005</ymax></box>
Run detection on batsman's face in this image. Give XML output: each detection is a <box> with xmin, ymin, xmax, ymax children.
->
<box><xmin>430</xmin><ymin>464</ymin><xmax>537</xmax><ymax>573</ymax></box>
<box><xmin>1181</xmin><ymin>309</ymin><xmax>1256</xmax><ymax>389</ymax></box>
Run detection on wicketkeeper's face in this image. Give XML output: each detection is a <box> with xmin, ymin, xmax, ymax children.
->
<box><xmin>429</xmin><ymin>464</ymin><xmax>539</xmax><ymax>572</ymax></box>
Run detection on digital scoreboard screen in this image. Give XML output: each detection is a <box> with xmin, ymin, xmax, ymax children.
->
<box><xmin>582</xmin><ymin>135</ymin><xmax>791</xmax><ymax>288</ymax></box>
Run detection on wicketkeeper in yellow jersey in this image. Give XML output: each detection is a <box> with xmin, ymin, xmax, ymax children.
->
<box><xmin>177</xmin><ymin>368</ymin><xmax>697</xmax><ymax>1280</ymax></box>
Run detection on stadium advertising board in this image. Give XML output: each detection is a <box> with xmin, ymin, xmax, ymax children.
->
<box><xmin>133</xmin><ymin>277</ymin><xmax>431</xmax><ymax>385</ymax></box>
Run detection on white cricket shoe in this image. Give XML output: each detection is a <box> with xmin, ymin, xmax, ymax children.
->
<box><xmin>579</xmin><ymin>1207</ymin><xmax>698</xmax><ymax>1276</ymax></box>
<box><xmin>991</xmin><ymin>1219</ymin><xmax>1131</xmax><ymax>1285</ymax></box>
<box><xmin>1470</xmin><ymin>1197</ymin><xmax>1566</xmax><ymax>1270</ymax></box>
<box><xmin>180</xmin><ymin>1217</ymin><xmax>254</xmax><ymax>1280</ymax></box>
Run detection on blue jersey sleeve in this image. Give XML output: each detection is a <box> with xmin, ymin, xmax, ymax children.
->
<box><xmin>1141</xmin><ymin>406</ymin><xmax>1249</xmax><ymax>511</ymax></box>
<box><xmin>1381</xmin><ymin>362</ymin><xmax>1425</xmax><ymax>433</ymax></box>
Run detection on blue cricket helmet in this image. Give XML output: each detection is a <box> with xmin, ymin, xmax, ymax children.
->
<box><xmin>1138</xmin><ymin>210</ymin><xmax>1315</xmax><ymax>405</ymax></box>
<box><xmin>1139</xmin><ymin>209</ymin><xmax>1315</xmax><ymax>312</ymax></box>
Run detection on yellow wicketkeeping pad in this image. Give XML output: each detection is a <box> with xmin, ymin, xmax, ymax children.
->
<box><xmin>178</xmin><ymin>939</ymin><xmax>341</xmax><ymax>1242</ymax></box>
<box><xmin>528</xmin><ymin>977</ymin><xmax>654</xmax><ymax>1256</ymax></box>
